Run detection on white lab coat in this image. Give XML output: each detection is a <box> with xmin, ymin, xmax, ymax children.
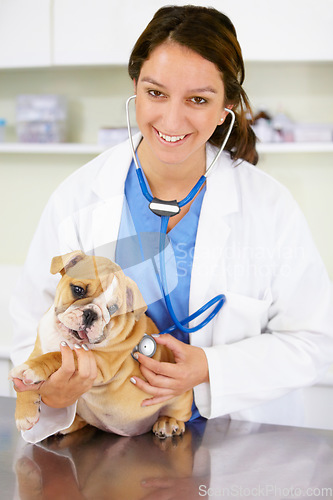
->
<box><xmin>10</xmin><ymin>134</ymin><xmax>333</xmax><ymax>442</ymax></box>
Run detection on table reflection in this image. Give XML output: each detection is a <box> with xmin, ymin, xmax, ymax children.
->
<box><xmin>13</xmin><ymin>417</ymin><xmax>333</xmax><ymax>499</ymax></box>
<box><xmin>14</xmin><ymin>418</ymin><xmax>208</xmax><ymax>500</ymax></box>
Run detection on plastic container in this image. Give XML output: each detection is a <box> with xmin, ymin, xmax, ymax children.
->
<box><xmin>252</xmin><ymin>108</ymin><xmax>274</xmax><ymax>143</ymax></box>
<box><xmin>272</xmin><ymin>112</ymin><xmax>294</xmax><ymax>142</ymax></box>
<box><xmin>16</xmin><ymin>95</ymin><xmax>67</xmax><ymax>143</ymax></box>
<box><xmin>0</xmin><ymin>119</ymin><xmax>6</xmax><ymax>142</ymax></box>
<box><xmin>98</xmin><ymin>127</ymin><xmax>139</xmax><ymax>147</ymax></box>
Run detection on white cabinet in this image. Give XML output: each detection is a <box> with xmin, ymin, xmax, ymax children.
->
<box><xmin>52</xmin><ymin>0</ymin><xmax>157</xmax><ymax>66</ymax></box>
<box><xmin>0</xmin><ymin>0</ymin><xmax>332</xmax><ymax>68</ymax></box>
<box><xmin>0</xmin><ymin>0</ymin><xmax>51</xmax><ymax>68</ymax></box>
<box><xmin>53</xmin><ymin>0</ymin><xmax>127</xmax><ymax>65</ymax></box>
<box><xmin>220</xmin><ymin>0</ymin><xmax>333</xmax><ymax>61</ymax></box>
<box><xmin>53</xmin><ymin>0</ymin><xmax>333</xmax><ymax>65</ymax></box>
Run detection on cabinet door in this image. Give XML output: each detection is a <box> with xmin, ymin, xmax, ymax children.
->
<box><xmin>53</xmin><ymin>0</ymin><xmax>184</xmax><ymax>66</ymax></box>
<box><xmin>53</xmin><ymin>0</ymin><xmax>141</xmax><ymax>65</ymax></box>
<box><xmin>0</xmin><ymin>0</ymin><xmax>51</xmax><ymax>68</ymax></box>
<box><xmin>211</xmin><ymin>0</ymin><xmax>333</xmax><ymax>61</ymax></box>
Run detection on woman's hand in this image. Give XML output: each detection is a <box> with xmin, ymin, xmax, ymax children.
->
<box><xmin>12</xmin><ymin>342</ymin><xmax>98</xmax><ymax>408</ymax></box>
<box><xmin>130</xmin><ymin>334</ymin><xmax>209</xmax><ymax>406</ymax></box>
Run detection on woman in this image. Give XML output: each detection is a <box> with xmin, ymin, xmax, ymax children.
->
<box><xmin>11</xmin><ymin>5</ymin><xmax>333</xmax><ymax>443</ymax></box>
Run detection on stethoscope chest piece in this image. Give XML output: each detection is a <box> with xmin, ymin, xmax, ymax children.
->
<box><xmin>149</xmin><ymin>198</ymin><xmax>180</xmax><ymax>217</ymax></box>
<box><xmin>132</xmin><ymin>334</ymin><xmax>157</xmax><ymax>360</ymax></box>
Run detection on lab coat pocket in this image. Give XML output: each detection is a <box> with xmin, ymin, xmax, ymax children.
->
<box><xmin>218</xmin><ymin>288</ymin><xmax>273</xmax><ymax>343</ymax></box>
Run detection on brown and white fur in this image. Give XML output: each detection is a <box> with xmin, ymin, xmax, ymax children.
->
<box><xmin>10</xmin><ymin>251</ymin><xmax>193</xmax><ymax>438</ymax></box>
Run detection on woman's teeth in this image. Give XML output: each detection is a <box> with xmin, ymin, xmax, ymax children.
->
<box><xmin>158</xmin><ymin>131</ymin><xmax>186</xmax><ymax>142</ymax></box>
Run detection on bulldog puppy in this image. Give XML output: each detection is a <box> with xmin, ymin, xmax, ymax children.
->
<box><xmin>10</xmin><ymin>251</ymin><xmax>193</xmax><ymax>439</ymax></box>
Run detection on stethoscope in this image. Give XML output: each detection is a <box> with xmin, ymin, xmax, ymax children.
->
<box><xmin>126</xmin><ymin>95</ymin><xmax>235</xmax><ymax>356</ymax></box>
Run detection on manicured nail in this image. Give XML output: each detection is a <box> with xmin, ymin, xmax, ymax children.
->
<box><xmin>133</xmin><ymin>352</ymin><xmax>139</xmax><ymax>360</ymax></box>
<box><xmin>60</xmin><ymin>341</ymin><xmax>67</xmax><ymax>347</ymax></box>
<box><xmin>74</xmin><ymin>344</ymin><xmax>82</xmax><ymax>349</ymax></box>
<box><xmin>82</xmin><ymin>344</ymin><xmax>89</xmax><ymax>351</ymax></box>
<box><xmin>130</xmin><ymin>377</ymin><xmax>136</xmax><ymax>385</ymax></box>
<box><xmin>151</xmin><ymin>334</ymin><xmax>160</xmax><ymax>338</ymax></box>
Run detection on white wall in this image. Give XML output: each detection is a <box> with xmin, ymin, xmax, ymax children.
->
<box><xmin>1</xmin><ymin>2</ymin><xmax>332</xmax><ymax>425</ymax></box>
<box><xmin>1</xmin><ymin>63</ymin><xmax>332</xmax><ymax>277</ymax></box>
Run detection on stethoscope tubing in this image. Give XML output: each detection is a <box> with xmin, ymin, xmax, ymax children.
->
<box><xmin>158</xmin><ymin>215</ymin><xmax>226</xmax><ymax>334</ymax></box>
<box><xmin>125</xmin><ymin>95</ymin><xmax>234</xmax><ymax>335</ymax></box>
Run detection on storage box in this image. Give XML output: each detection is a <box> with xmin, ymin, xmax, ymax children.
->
<box><xmin>98</xmin><ymin>127</ymin><xmax>139</xmax><ymax>147</ymax></box>
<box><xmin>16</xmin><ymin>94</ymin><xmax>67</xmax><ymax>143</ymax></box>
<box><xmin>293</xmin><ymin>123</ymin><xmax>333</xmax><ymax>143</ymax></box>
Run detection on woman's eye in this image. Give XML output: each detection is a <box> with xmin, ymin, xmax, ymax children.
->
<box><xmin>71</xmin><ymin>285</ymin><xmax>86</xmax><ymax>298</ymax></box>
<box><xmin>190</xmin><ymin>96</ymin><xmax>207</xmax><ymax>105</ymax></box>
<box><xmin>148</xmin><ymin>90</ymin><xmax>164</xmax><ymax>98</ymax></box>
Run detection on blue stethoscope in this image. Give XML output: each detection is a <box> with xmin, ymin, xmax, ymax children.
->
<box><xmin>126</xmin><ymin>95</ymin><xmax>235</xmax><ymax>338</ymax></box>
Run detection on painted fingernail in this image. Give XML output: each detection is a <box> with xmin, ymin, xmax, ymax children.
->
<box><xmin>74</xmin><ymin>344</ymin><xmax>82</xmax><ymax>349</ymax></box>
<box><xmin>82</xmin><ymin>344</ymin><xmax>89</xmax><ymax>351</ymax></box>
<box><xmin>133</xmin><ymin>352</ymin><xmax>139</xmax><ymax>360</ymax></box>
<box><xmin>130</xmin><ymin>377</ymin><xmax>136</xmax><ymax>385</ymax></box>
<box><xmin>60</xmin><ymin>341</ymin><xmax>67</xmax><ymax>347</ymax></box>
<box><xmin>151</xmin><ymin>334</ymin><xmax>160</xmax><ymax>338</ymax></box>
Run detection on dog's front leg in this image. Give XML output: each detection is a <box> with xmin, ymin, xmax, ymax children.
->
<box><xmin>14</xmin><ymin>390</ymin><xmax>42</xmax><ymax>432</ymax></box>
<box><xmin>10</xmin><ymin>352</ymin><xmax>63</xmax><ymax>432</ymax></box>
<box><xmin>10</xmin><ymin>352</ymin><xmax>63</xmax><ymax>385</ymax></box>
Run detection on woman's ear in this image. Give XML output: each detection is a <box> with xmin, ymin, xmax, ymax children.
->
<box><xmin>218</xmin><ymin>105</ymin><xmax>234</xmax><ymax>126</ymax></box>
<box><xmin>133</xmin><ymin>79</ymin><xmax>137</xmax><ymax>94</ymax></box>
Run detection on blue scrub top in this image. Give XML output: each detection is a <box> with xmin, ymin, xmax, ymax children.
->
<box><xmin>115</xmin><ymin>159</ymin><xmax>206</xmax><ymax>420</ymax></box>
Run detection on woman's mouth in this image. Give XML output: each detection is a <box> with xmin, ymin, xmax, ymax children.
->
<box><xmin>154</xmin><ymin>127</ymin><xmax>188</xmax><ymax>144</ymax></box>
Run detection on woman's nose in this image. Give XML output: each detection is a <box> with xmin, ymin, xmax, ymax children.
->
<box><xmin>162</xmin><ymin>100</ymin><xmax>186</xmax><ymax>132</ymax></box>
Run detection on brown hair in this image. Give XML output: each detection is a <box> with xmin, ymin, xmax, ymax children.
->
<box><xmin>128</xmin><ymin>5</ymin><xmax>258</xmax><ymax>165</ymax></box>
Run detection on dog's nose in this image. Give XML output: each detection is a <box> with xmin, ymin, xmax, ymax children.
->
<box><xmin>83</xmin><ymin>308</ymin><xmax>98</xmax><ymax>328</ymax></box>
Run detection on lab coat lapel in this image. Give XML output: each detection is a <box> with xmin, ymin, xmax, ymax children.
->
<box><xmin>189</xmin><ymin>150</ymin><xmax>239</xmax><ymax>346</ymax></box>
<box><xmin>90</xmin><ymin>134</ymin><xmax>142</xmax><ymax>258</ymax></box>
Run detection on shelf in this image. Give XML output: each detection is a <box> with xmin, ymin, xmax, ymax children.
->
<box><xmin>0</xmin><ymin>142</ymin><xmax>333</xmax><ymax>155</ymax></box>
<box><xmin>0</xmin><ymin>142</ymin><xmax>105</xmax><ymax>154</ymax></box>
<box><xmin>257</xmin><ymin>142</ymin><xmax>333</xmax><ymax>153</ymax></box>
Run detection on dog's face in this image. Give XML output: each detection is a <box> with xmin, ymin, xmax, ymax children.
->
<box><xmin>50</xmin><ymin>251</ymin><xmax>146</xmax><ymax>346</ymax></box>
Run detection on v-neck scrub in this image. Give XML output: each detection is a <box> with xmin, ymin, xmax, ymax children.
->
<box><xmin>115</xmin><ymin>160</ymin><xmax>206</xmax><ymax>420</ymax></box>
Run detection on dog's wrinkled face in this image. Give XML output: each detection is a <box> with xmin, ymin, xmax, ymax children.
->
<box><xmin>50</xmin><ymin>251</ymin><xmax>146</xmax><ymax>346</ymax></box>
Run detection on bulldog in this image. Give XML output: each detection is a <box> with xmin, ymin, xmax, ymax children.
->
<box><xmin>10</xmin><ymin>251</ymin><xmax>193</xmax><ymax>439</ymax></box>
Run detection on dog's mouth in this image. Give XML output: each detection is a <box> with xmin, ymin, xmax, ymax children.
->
<box><xmin>56</xmin><ymin>306</ymin><xmax>107</xmax><ymax>345</ymax></box>
<box><xmin>71</xmin><ymin>329</ymin><xmax>89</xmax><ymax>343</ymax></box>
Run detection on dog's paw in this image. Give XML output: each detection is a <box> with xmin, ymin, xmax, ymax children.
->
<box><xmin>153</xmin><ymin>416</ymin><xmax>185</xmax><ymax>439</ymax></box>
<box><xmin>16</xmin><ymin>412</ymin><xmax>40</xmax><ymax>432</ymax></box>
<box><xmin>15</xmin><ymin>392</ymin><xmax>41</xmax><ymax>431</ymax></box>
<box><xmin>10</xmin><ymin>364</ymin><xmax>45</xmax><ymax>385</ymax></box>
<box><xmin>15</xmin><ymin>456</ymin><xmax>42</xmax><ymax>497</ymax></box>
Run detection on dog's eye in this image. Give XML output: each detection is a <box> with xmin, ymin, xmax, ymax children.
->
<box><xmin>71</xmin><ymin>285</ymin><xmax>86</xmax><ymax>299</ymax></box>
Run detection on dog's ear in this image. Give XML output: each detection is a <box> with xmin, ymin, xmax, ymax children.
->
<box><xmin>50</xmin><ymin>251</ymin><xmax>86</xmax><ymax>276</ymax></box>
<box><xmin>125</xmin><ymin>276</ymin><xmax>147</xmax><ymax>320</ymax></box>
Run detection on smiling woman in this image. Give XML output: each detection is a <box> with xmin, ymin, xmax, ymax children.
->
<box><xmin>134</xmin><ymin>42</ymin><xmax>226</xmax><ymax>179</ymax></box>
<box><xmin>9</xmin><ymin>5</ymin><xmax>333</xmax><ymax>444</ymax></box>
<box><xmin>128</xmin><ymin>5</ymin><xmax>257</xmax><ymax>166</ymax></box>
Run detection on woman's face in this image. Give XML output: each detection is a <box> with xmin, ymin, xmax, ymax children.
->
<box><xmin>134</xmin><ymin>41</ymin><xmax>227</xmax><ymax>170</ymax></box>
